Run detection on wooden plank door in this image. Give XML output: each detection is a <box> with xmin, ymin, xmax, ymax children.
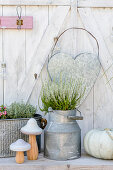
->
<box><xmin>3</xmin><ymin>6</ymin><xmax>26</xmax><ymax>106</ymax></box>
<box><xmin>78</xmin><ymin>8</ymin><xmax>113</xmax><ymax>130</ymax></box>
<box><xmin>77</xmin><ymin>8</ymin><xmax>113</xmax><ymax>142</ymax></box>
<box><xmin>1</xmin><ymin>2</ymin><xmax>113</xmax><ymax>151</ymax></box>
<box><xmin>18</xmin><ymin>6</ymin><xmax>70</xmax><ymax>103</ymax></box>
<box><xmin>24</xmin><ymin>5</ymin><xmax>49</xmax><ymax>106</ymax></box>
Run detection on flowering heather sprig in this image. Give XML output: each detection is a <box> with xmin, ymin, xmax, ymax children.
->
<box><xmin>0</xmin><ymin>105</ymin><xmax>7</xmax><ymax>119</ymax></box>
<box><xmin>40</xmin><ymin>76</ymin><xmax>86</xmax><ymax>114</ymax></box>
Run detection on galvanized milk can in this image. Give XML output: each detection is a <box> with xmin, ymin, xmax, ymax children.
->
<box><xmin>44</xmin><ymin>109</ymin><xmax>83</xmax><ymax>160</ymax></box>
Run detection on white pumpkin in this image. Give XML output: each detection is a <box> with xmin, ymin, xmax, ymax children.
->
<box><xmin>84</xmin><ymin>128</ymin><xmax>113</xmax><ymax>159</ymax></box>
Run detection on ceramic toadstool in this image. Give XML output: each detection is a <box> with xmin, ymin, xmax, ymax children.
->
<box><xmin>21</xmin><ymin>118</ymin><xmax>42</xmax><ymax>160</ymax></box>
<box><xmin>10</xmin><ymin>139</ymin><xmax>31</xmax><ymax>164</ymax></box>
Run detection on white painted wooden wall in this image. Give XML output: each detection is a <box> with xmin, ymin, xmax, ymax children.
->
<box><xmin>0</xmin><ymin>0</ymin><xmax>113</xmax><ymax>149</ymax></box>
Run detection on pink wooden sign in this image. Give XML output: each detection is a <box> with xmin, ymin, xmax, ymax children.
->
<box><xmin>0</xmin><ymin>16</ymin><xmax>33</xmax><ymax>29</ymax></box>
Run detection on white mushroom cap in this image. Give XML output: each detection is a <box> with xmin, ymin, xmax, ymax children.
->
<box><xmin>10</xmin><ymin>139</ymin><xmax>31</xmax><ymax>152</ymax></box>
<box><xmin>21</xmin><ymin>118</ymin><xmax>42</xmax><ymax>135</ymax></box>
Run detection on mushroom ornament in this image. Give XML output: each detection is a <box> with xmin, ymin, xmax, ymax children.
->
<box><xmin>21</xmin><ymin>118</ymin><xmax>42</xmax><ymax>160</ymax></box>
<box><xmin>10</xmin><ymin>139</ymin><xmax>31</xmax><ymax>164</ymax></box>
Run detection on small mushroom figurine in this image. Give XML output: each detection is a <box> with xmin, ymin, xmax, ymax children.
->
<box><xmin>10</xmin><ymin>139</ymin><xmax>31</xmax><ymax>164</ymax></box>
<box><xmin>21</xmin><ymin>118</ymin><xmax>42</xmax><ymax>160</ymax></box>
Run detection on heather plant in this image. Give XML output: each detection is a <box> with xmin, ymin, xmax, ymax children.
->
<box><xmin>40</xmin><ymin>77</ymin><xmax>86</xmax><ymax>114</ymax></box>
<box><xmin>6</xmin><ymin>102</ymin><xmax>36</xmax><ymax>119</ymax></box>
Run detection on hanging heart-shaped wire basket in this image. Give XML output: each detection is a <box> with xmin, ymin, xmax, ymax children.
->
<box><xmin>47</xmin><ymin>27</ymin><xmax>101</xmax><ymax>107</ymax></box>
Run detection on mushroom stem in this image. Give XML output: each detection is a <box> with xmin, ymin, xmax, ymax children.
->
<box><xmin>16</xmin><ymin>151</ymin><xmax>24</xmax><ymax>164</ymax></box>
<box><xmin>27</xmin><ymin>135</ymin><xmax>38</xmax><ymax>160</ymax></box>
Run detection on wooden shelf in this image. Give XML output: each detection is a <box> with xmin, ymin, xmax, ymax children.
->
<box><xmin>0</xmin><ymin>153</ymin><xmax>113</xmax><ymax>170</ymax></box>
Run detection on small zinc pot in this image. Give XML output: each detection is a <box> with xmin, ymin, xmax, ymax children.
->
<box><xmin>0</xmin><ymin>114</ymin><xmax>47</xmax><ymax>157</ymax></box>
<box><xmin>44</xmin><ymin>109</ymin><xmax>83</xmax><ymax>160</ymax></box>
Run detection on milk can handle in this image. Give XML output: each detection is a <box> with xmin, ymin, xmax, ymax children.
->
<box><xmin>48</xmin><ymin>107</ymin><xmax>83</xmax><ymax>120</ymax></box>
<box><xmin>67</xmin><ymin>109</ymin><xmax>83</xmax><ymax>120</ymax></box>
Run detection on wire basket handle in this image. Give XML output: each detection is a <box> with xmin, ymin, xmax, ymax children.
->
<box><xmin>51</xmin><ymin>27</ymin><xmax>99</xmax><ymax>57</ymax></box>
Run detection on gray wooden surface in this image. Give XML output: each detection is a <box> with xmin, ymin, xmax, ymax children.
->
<box><xmin>0</xmin><ymin>153</ymin><xmax>113</xmax><ymax>170</ymax></box>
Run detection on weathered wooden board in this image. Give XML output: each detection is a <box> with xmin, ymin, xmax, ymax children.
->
<box><xmin>28</xmin><ymin>5</ymin><xmax>57</xmax><ymax>106</ymax></box>
<box><xmin>0</xmin><ymin>0</ymin><xmax>71</xmax><ymax>6</ymax></box>
<box><xmin>25</xmin><ymin>6</ymin><xmax>48</xmax><ymax>74</ymax></box>
<box><xmin>93</xmin><ymin>69</ymin><xmax>113</xmax><ymax>129</ymax></box>
<box><xmin>78</xmin><ymin>8</ymin><xmax>113</xmax><ymax>90</ymax></box>
<box><xmin>79</xmin><ymin>0</ymin><xmax>113</xmax><ymax>8</ymax></box>
<box><xmin>90</xmin><ymin>9</ymin><xmax>113</xmax><ymax>129</ymax></box>
<box><xmin>78</xmin><ymin>8</ymin><xmax>113</xmax><ymax>130</ymax></box>
<box><xmin>0</xmin><ymin>6</ymin><xmax>3</xmax><ymax>105</ymax></box>
<box><xmin>92</xmin><ymin>8</ymin><xmax>113</xmax><ymax>60</ymax></box>
<box><xmin>24</xmin><ymin>6</ymin><xmax>48</xmax><ymax>105</ymax></box>
<box><xmin>18</xmin><ymin>6</ymin><xmax>70</xmax><ymax>103</ymax></box>
<box><xmin>0</xmin><ymin>16</ymin><xmax>33</xmax><ymax>29</ymax></box>
<box><xmin>3</xmin><ymin>6</ymin><xmax>26</xmax><ymax>105</ymax></box>
<box><xmin>0</xmin><ymin>0</ymin><xmax>113</xmax><ymax>7</ymax></box>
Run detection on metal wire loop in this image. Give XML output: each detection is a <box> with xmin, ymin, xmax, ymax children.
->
<box><xmin>16</xmin><ymin>6</ymin><xmax>22</xmax><ymax>29</ymax></box>
<box><xmin>51</xmin><ymin>27</ymin><xmax>99</xmax><ymax>57</ymax></box>
<box><xmin>16</xmin><ymin>6</ymin><xmax>22</xmax><ymax>19</ymax></box>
